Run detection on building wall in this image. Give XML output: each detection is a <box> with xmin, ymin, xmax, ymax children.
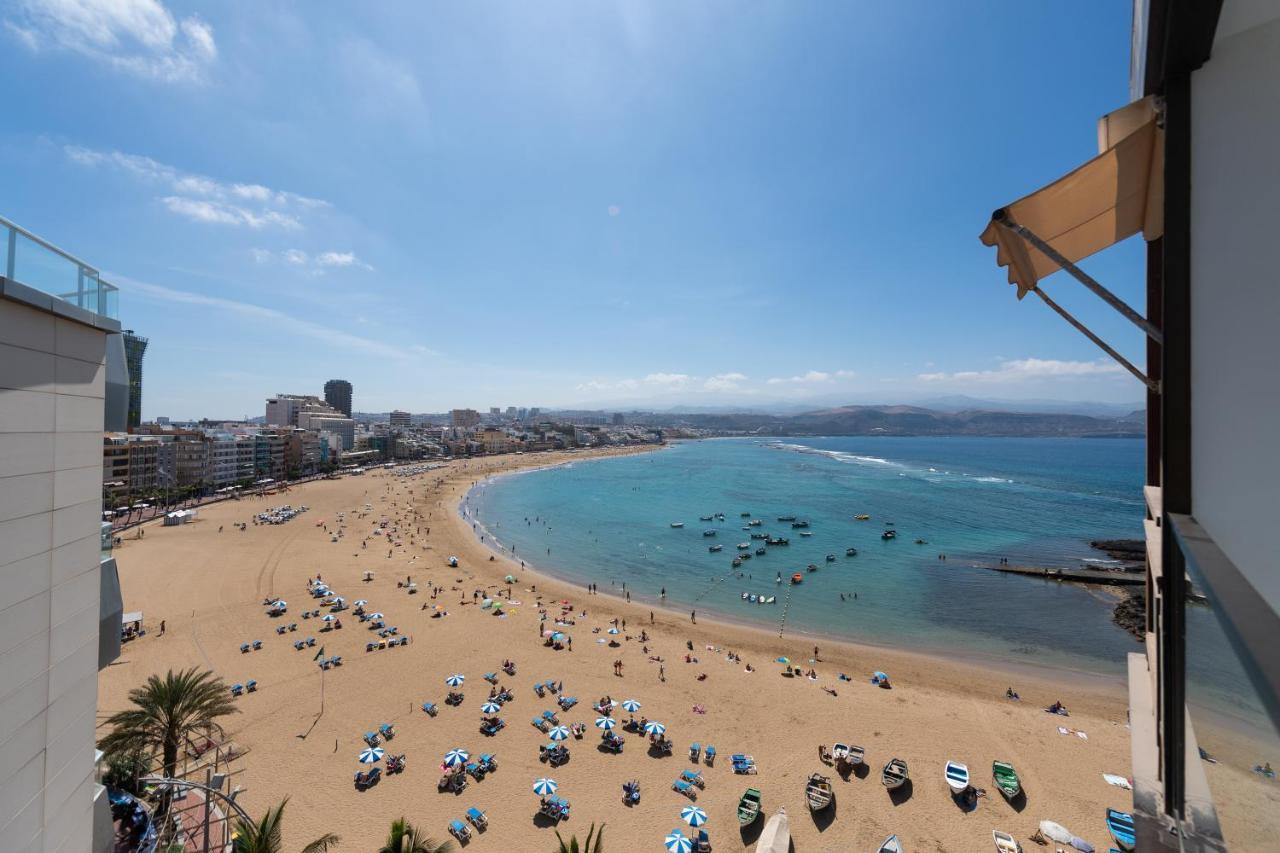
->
<box><xmin>0</xmin><ymin>297</ymin><xmax>112</xmax><ymax>852</ymax></box>
<box><xmin>1190</xmin><ymin>9</ymin><xmax>1280</xmax><ymax>609</ymax></box>
<box><xmin>323</xmin><ymin>379</ymin><xmax>352</xmax><ymax>417</ymax></box>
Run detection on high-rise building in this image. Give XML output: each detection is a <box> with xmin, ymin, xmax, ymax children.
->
<box><xmin>451</xmin><ymin>408</ymin><xmax>481</xmax><ymax>428</ymax></box>
<box><xmin>122</xmin><ymin>330</ymin><xmax>147</xmax><ymax>429</ymax></box>
<box><xmin>389</xmin><ymin>409</ymin><xmax>412</xmax><ymax>427</ymax></box>
<box><xmin>324</xmin><ymin>379</ymin><xmax>353</xmax><ymax>416</ymax></box>
<box><xmin>1</xmin><ymin>214</ymin><xmax>127</xmax><ymax>852</ymax></box>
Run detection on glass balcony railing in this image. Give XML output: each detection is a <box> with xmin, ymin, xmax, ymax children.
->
<box><xmin>2</xmin><ymin>214</ymin><xmax>118</xmax><ymax>319</ymax></box>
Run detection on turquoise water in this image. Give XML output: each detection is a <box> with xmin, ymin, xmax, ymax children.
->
<box><xmin>466</xmin><ymin>437</ymin><xmax>1149</xmax><ymax>674</ymax></box>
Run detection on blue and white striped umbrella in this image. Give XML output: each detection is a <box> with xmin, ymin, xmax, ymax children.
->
<box><xmin>621</xmin><ymin>699</ymin><xmax>642</xmax><ymax>712</ymax></box>
<box><xmin>532</xmin><ymin>777</ymin><xmax>558</xmax><ymax>795</ymax></box>
<box><xmin>595</xmin><ymin>716</ymin><xmax>616</xmax><ymax>730</ymax></box>
<box><xmin>607</xmin><ymin>627</ymin><xmax>620</xmax><ymax>635</ymax></box>
<box><xmin>353</xmin><ymin>599</ymin><xmax>368</xmax><ymax>606</ymax></box>
<box><xmin>443</xmin><ymin>748</ymin><xmax>469</xmax><ymax>767</ymax></box>
<box><xmin>368</xmin><ymin>612</ymin><xmax>384</xmax><ymax>619</ymax></box>
<box><xmin>644</xmin><ymin>721</ymin><xmax>666</xmax><ymax>736</ymax></box>
<box><xmin>480</xmin><ymin>702</ymin><xmax>502</xmax><ymax>715</ymax></box>
<box><xmin>445</xmin><ymin>674</ymin><xmax>465</xmax><ymax>686</ymax></box>
<box><xmin>551</xmin><ymin>632</ymin><xmax>567</xmax><ymax>642</ymax></box>
<box><xmin>547</xmin><ymin>725</ymin><xmax>571</xmax><ymax>741</ymax></box>
<box><xmin>681</xmin><ymin>806</ymin><xmax>708</xmax><ymax>827</ymax></box>
<box><xmin>358</xmin><ymin>747</ymin><xmax>384</xmax><ymax>764</ymax></box>
<box><xmin>665</xmin><ymin>830</ymin><xmax>692</xmax><ymax>853</ymax></box>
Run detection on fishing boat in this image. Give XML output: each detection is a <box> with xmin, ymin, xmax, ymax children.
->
<box><xmin>804</xmin><ymin>774</ymin><xmax>833</xmax><ymax>811</ymax></box>
<box><xmin>755</xmin><ymin>808</ymin><xmax>789</xmax><ymax>853</ymax></box>
<box><xmin>741</xmin><ymin>512</ymin><xmax>752</xmax><ymax>517</ymax></box>
<box><xmin>751</xmin><ymin>532</ymin><xmax>768</xmax><ymax>539</ymax></box>
<box><xmin>740</xmin><ymin>552</ymin><xmax>752</xmax><ymax>560</ymax></box>
<box><xmin>755</xmin><ymin>547</ymin><xmax>767</xmax><ymax>556</ymax></box>
<box><xmin>992</xmin><ymin>761</ymin><xmax>1022</xmax><ymax>801</ymax></box>
<box><xmin>749</xmin><ymin>519</ymin><xmax>763</xmax><ymax>527</ymax></box>
<box><xmin>799</xmin><ymin>531</ymin><xmax>814</xmax><ymax>537</ymax></box>
<box><xmin>791</xmin><ymin>520</ymin><xmax>810</xmax><ymax>529</ymax></box>
<box><xmin>854</xmin><ymin>514</ymin><xmax>871</xmax><ymax>521</ymax></box>
<box><xmin>703</xmin><ymin>530</ymin><xmax>717</xmax><ymax>537</ymax></box>
<box><xmin>699</xmin><ymin>515</ymin><xmax>714</xmax><ymax>521</ymax></box>
<box><xmin>715</xmin><ymin>513</ymin><xmax>725</xmax><ymax>520</ymax></box>
<box><xmin>881</xmin><ymin>530</ymin><xmax>897</xmax><ymax>540</ymax></box>
<box><xmin>767</xmin><ymin>536</ymin><xmax>790</xmax><ymax>546</ymax></box>
<box><xmin>790</xmin><ymin>573</ymin><xmax>804</xmax><ymax>584</ymax></box>
<box><xmin>992</xmin><ymin>830</ymin><xmax>1021</xmax><ymax>853</ymax></box>
<box><xmin>914</xmin><ymin>538</ymin><xmax>927</xmax><ymax>544</ymax></box>
<box><xmin>709</xmin><ymin>545</ymin><xmax>723</xmax><ymax>552</ymax></box>
<box><xmin>807</xmin><ymin>564</ymin><xmax>818</xmax><ymax>572</ymax></box>
<box><xmin>764</xmin><ymin>596</ymin><xmax>776</xmax><ymax>604</ymax></box>
<box><xmin>1106</xmin><ymin>808</ymin><xmax>1136</xmax><ymax>852</ymax></box>
<box><xmin>777</xmin><ymin>515</ymin><xmax>796</xmax><ymax>522</ymax></box>
<box><xmin>832</xmin><ymin>742</ymin><xmax>864</xmax><ymax>767</ymax></box>
<box><xmin>846</xmin><ymin>547</ymin><xmax>858</xmax><ymax>556</ymax></box>
<box><xmin>737</xmin><ymin>542</ymin><xmax>751</xmax><ymax>550</ymax></box>
<box><xmin>732</xmin><ymin>558</ymin><xmax>742</xmax><ymax>567</ymax></box>
<box><xmin>736</xmin><ymin>788</ymin><xmax>762</xmax><ymax>826</ymax></box>
<box><xmin>670</xmin><ymin>522</ymin><xmax>684</xmax><ymax>528</ymax></box>
<box><xmin>944</xmin><ymin>760</ymin><xmax>970</xmax><ymax>794</ymax></box>
<box><xmin>826</xmin><ymin>554</ymin><xmax>836</xmax><ymax>562</ymax></box>
<box><xmin>882</xmin><ymin>757</ymin><xmax>908</xmax><ymax>789</ymax></box>
<box><xmin>877</xmin><ymin>835</ymin><xmax>903</xmax><ymax>853</ymax></box>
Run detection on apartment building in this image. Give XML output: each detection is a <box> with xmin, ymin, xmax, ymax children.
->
<box><xmin>1</xmin><ymin>214</ymin><xmax>127</xmax><ymax>852</ymax></box>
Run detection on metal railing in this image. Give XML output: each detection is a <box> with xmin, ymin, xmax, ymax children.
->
<box><xmin>1</xmin><ymin>213</ymin><xmax>118</xmax><ymax>318</ymax></box>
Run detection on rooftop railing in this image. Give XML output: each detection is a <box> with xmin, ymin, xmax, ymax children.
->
<box><xmin>1</xmin><ymin>213</ymin><xmax>118</xmax><ymax>319</ymax></box>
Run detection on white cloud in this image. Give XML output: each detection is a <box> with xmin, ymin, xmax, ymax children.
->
<box><xmin>643</xmin><ymin>372</ymin><xmax>691</xmax><ymax>387</ymax></box>
<box><xmin>607</xmin><ymin>205</ymin><xmax>621</xmax><ymax>217</ymax></box>
<box><xmin>65</xmin><ymin>144</ymin><xmax>328</xmax><ymax>231</ymax></box>
<box><xmin>7</xmin><ymin>0</ymin><xmax>217</xmax><ymax>83</ymax></box>
<box><xmin>117</xmin><ymin>275</ymin><xmax>416</xmax><ymax>360</ymax></box>
<box><xmin>766</xmin><ymin>369</ymin><xmax>854</xmax><ymax>385</ymax></box>
<box><xmin>251</xmin><ymin>248</ymin><xmax>374</xmax><ymax>273</ymax></box>
<box><xmin>917</xmin><ymin>358</ymin><xmax>1128</xmax><ymax>384</ymax></box>
<box><xmin>703</xmin><ymin>372</ymin><xmax>747</xmax><ymax>392</ymax></box>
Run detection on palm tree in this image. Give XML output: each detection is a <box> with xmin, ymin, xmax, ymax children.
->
<box><xmin>554</xmin><ymin>823</ymin><xmax>604</xmax><ymax>853</ymax></box>
<box><xmin>232</xmin><ymin>798</ymin><xmax>338</xmax><ymax>853</ymax></box>
<box><xmin>378</xmin><ymin>818</ymin><xmax>453</xmax><ymax>853</ymax></box>
<box><xmin>98</xmin><ymin>667</ymin><xmax>239</xmax><ymax>785</ymax></box>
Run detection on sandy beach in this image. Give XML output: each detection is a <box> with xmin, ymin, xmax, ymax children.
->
<box><xmin>100</xmin><ymin>446</ymin><xmax>1162</xmax><ymax>851</ymax></box>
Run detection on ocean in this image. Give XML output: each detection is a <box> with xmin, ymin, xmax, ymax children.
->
<box><xmin>465</xmin><ymin>436</ymin><xmax>1153</xmax><ymax>676</ymax></box>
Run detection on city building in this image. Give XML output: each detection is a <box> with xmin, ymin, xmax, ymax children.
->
<box><xmin>297</xmin><ymin>411</ymin><xmax>355</xmax><ymax>450</ymax></box>
<box><xmin>451</xmin><ymin>408</ymin><xmax>481</xmax><ymax>428</ymax></box>
<box><xmin>612</xmin><ymin>412</ymin><xmax>625</xmax><ymax>425</ymax></box>
<box><xmin>979</xmin><ymin>3</ymin><xmax>1279</xmax><ymax>846</ymax></box>
<box><xmin>1</xmin><ymin>214</ymin><xmax>127</xmax><ymax>852</ymax></box>
<box><xmin>323</xmin><ymin>378</ymin><xmax>352</xmax><ymax>416</ymax></box>
<box><xmin>389</xmin><ymin>409</ymin><xmax>412</xmax><ymax>427</ymax></box>
<box><xmin>122</xmin><ymin>329</ymin><xmax>147</xmax><ymax>429</ymax></box>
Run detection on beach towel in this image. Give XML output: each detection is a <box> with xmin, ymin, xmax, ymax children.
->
<box><xmin>1103</xmin><ymin>773</ymin><xmax>1132</xmax><ymax>790</ymax></box>
<box><xmin>1057</xmin><ymin>726</ymin><xmax>1086</xmax><ymax>738</ymax></box>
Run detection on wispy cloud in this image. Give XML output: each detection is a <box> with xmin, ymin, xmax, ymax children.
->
<box><xmin>703</xmin><ymin>372</ymin><xmax>747</xmax><ymax>392</ymax></box>
<box><xmin>251</xmin><ymin>248</ymin><xmax>373</xmax><ymax>272</ymax></box>
<box><xmin>576</xmin><ymin>373</ymin><xmax>695</xmax><ymax>393</ymax></box>
<box><xmin>7</xmin><ymin>0</ymin><xmax>217</xmax><ymax>83</ymax></box>
<box><xmin>116</xmin><ymin>275</ymin><xmax>428</xmax><ymax>361</ymax></box>
<box><xmin>65</xmin><ymin>144</ymin><xmax>327</xmax><ymax>230</ymax></box>
<box><xmin>917</xmin><ymin>358</ymin><xmax>1127</xmax><ymax>384</ymax></box>
<box><xmin>766</xmin><ymin>369</ymin><xmax>855</xmax><ymax>385</ymax></box>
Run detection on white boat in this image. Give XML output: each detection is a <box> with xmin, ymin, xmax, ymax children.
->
<box><xmin>993</xmin><ymin>830</ymin><xmax>1021</xmax><ymax>853</ymax></box>
<box><xmin>945</xmin><ymin>760</ymin><xmax>970</xmax><ymax>794</ymax></box>
<box><xmin>754</xmin><ymin>808</ymin><xmax>790</xmax><ymax>853</ymax></box>
<box><xmin>765</xmin><ymin>596</ymin><xmax>776</xmax><ymax>604</ymax></box>
<box><xmin>877</xmin><ymin>835</ymin><xmax>904</xmax><ymax>853</ymax></box>
<box><xmin>670</xmin><ymin>522</ymin><xmax>684</xmax><ymax>528</ymax></box>
<box><xmin>833</xmin><ymin>743</ymin><xmax>865</xmax><ymax>766</ymax></box>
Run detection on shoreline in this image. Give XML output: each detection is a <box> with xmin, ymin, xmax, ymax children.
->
<box><xmin>459</xmin><ymin>449</ymin><xmax>1133</xmax><ymax>696</ymax></box>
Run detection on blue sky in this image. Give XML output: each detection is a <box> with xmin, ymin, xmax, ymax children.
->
<box><xmin>1</xmin><ymin>1</ymin><xmax>1148</xmax><ymax>417</ymax></box>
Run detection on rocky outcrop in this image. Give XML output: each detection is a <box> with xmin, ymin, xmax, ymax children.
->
<box><xmin>1113</xmin><ymin>591</ymin><xmax>1146</xmax><ymax>641</ymax></box>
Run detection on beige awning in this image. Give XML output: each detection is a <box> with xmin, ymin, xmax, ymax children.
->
<box><xmin>981</xmin><ymin>96</ymin><xmax>1164</xmax><ymax>298</ymax></box>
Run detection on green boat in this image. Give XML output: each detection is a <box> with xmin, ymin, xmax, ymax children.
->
<box><xmin>992</xmin><ymin>761</ymin><xmax>1022</xmax><ymax>801</ymax></box>
<box><xmin>737</xmin><ymin>787</ymin><xmax>762</xmax><ymax>825</ymax></box>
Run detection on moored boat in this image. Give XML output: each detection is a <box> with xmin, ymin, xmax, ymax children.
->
<box><xmin>799</xmin><ymin>531</ymin><xmax>813</xmax><ymax>537</ymax></box>
<box><xmin>670</xmin><ymin>522</ymin><xmax>684</xmax><ymax>528</ymax></box>
<box><xmin>804</xmin><ymin>773</ymin><xmax>833</xmax><ymax>811</ymax></box>
<box><xmin>791</xmin><ymin>520</ymin><xmax>810</xmax><ymax>529</ymax></box>
<box><xmin>877</xmin><ymin>835</ymin><xmax>903</xmax><ymax>853</ymax></box>
<box><xmin>1106</xmin><ymin>807</ymin><xmax>1136</xmax><ymax>852</ymax></box>
<box><xmin>736</xmin><ymin>787</ymin><xmax>762</xmax><ymax>826</ymax></box>
<box><xmin>790</xmin><ymin>573</ymin><xmax>803</xmax><ymax>584</ymax></box>
<box><xmin>992</xmin><ymin>760</ymin><xmax>1021</xmax><ymax>801</ymax></box>
<box><xmin>854</xmin><ymin>514</ymin><xmax>871</xmax><ymax>521</ymax></box>
<box><xmin>882</xmin><ymin>757</ymin><xmax>908</xmax><ymax>789</ymax></box>
<box><xmin>703</xmin><ymin>529</ymin><xmax>717</xmax><ymax>536</ymax></box>
<box><xmin>755</xmin><ymin>547</ymin><xmax>766</xmax><ymax>556</ymax></box>
<box><xmin>846</xmin><ymin>547</ymin><xmax>858</xmax><ymax>556</ymax></box>
<box><xmin>699</xmin><ymin>515</ymin><xmax>714</xmax><ymax>521</ymax></box>
<box><xmin>709</xmin><ymin>545</ymin><xmax>723</xmax><ymax>552</ymax></box>
<box><xmin>732</xmin><ymin>558</ymin><xmax>742</xmax><ymax>567</ymax></box>
<box><xmin>826</xmin><ymin>554</ymin><xmax>836</xmax><ymax>562</ymax></box>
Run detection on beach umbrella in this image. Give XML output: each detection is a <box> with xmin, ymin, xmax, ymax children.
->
<box><xmin>445</xmin><ymin>674</ymin><xmax>465</xmax><ymax>686</ymax></box>
<box><xmin>369</xmin><ymin>612</ymin><xmax>384</xmax><ymax>620</ymax></box>
<box><xmin>273</xmin><ymin>600</ymin><xmax>287</xmax><ymax>608</ymax></box>
<box><xmin>551</xmin><ymin>632</ymin><xmax>567</xmax><ymax>642</ymax></box>
<box><xmin>532</xmin><ymin>778</ymin><xmax>558</xmax><ymax>795</ymax></box>
<box><xmin>621</xmin><ymin>699</ymin><xmax>642</xmax><ymax>712</ymax></box>
<box><xmin>547</xmin><ymin>725</ymin><xmax>571</xmax><ymax>741</ymax></box>
<box><xmin>680</xmin><ymin>806</ymin><xmax>708</xmax><ymax>827</ymax></box>
<box><xmin>505</xmin><ymin>575</ymin><xmax>516</xmax><ymax>583</ymax></box>
<box><xmin>595</xmin><ymin>717</ymin><xmax>616</xmax><ymax>730</ymax></box>
<box><xmin>607</xmin><ymin>627</ymin><xmax>620</xmax><ymax>635</ymax></box>
<box><xmin>644</xmin><ymin>721</ymin><xmax>666</xmax><ymax>736</ymax></box>
<box><xmin>353</xmin><ymin>599</ymin><xmax>368</xmax><ymax>606</ymax></box>
<box><xmin>321</xmin><ymin>614</ymin><xmax>335</xmax><ymax>622</ymax></box>
<box><xmin>665</xmin><ymin>830</ymin><xmax>692</xmax><ymax>853</ymax></box>
<box><xmin>358</xmin><ymin>747</ymin><xmax>384</xmax><ymax>764</ymax></box>
<box><xmin>480</xmin><ymin>702</ymin><xmax>502</xmax><ymax>715</ymax></box>
<box><xmin>481</xmin><ymin>598</ymin><xmax>493</xmax><ymax>608</ymax></box>
<box><xmin>775</xmin><ymin>657</ymin><xmax>790</xmax><ymax>664</ymax></box>
<box><xmin>443</xmin><ymin>748</ymin><xmax>469</xmax><ymax>767</ymax></box>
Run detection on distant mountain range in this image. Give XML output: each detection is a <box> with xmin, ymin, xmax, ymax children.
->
<box><xmin>639</xmin><ymin>405</ymin><xmax>1145</xmax><ymax>438</ymax></box>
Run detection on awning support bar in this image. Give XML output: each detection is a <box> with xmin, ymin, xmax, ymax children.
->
<box><xmin>995</xmin><ymin>213</ymin><xmax>1164</xmax><ymax>345</ymax></box>
<box><xmin>1031</xmin><ymin>285</ymin><xmax>1160</xmax><ymax>393</ymax></box>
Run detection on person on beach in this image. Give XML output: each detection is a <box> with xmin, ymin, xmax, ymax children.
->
<box><xmin>691</xmin><ymin>611</ymin><xmax>696</xmax><ymax>624</ymax></box>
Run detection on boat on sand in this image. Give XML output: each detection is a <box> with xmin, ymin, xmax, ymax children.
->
<box><xmin>882</xmin><ymin>757</ymin><xmax>908</xmax><ymax>788</ymax></box>
<box><xmin>736</xmin><ymin>787</ymin><xmax>762</xmax><ymax>825</ymax></box>
<box><xmin>993</xmin><ymin>830</ymin><xmax>1021</xmax><ymax>852</ymax></box>
<box><xmin>992</xmin><ymin>760</ymin><xmax>1021</xmax><ymax>801</ymax></box>
<box><xmin>754</xmin><ymin>808</ymin><xmax>789</xmax><ymax>853</ymax></box>
<box><xmin>832</xmin><ymin>743</ymin><xmax>864</xmax><ymax>766</ymax></box>
<box><xmin>945</xmin><ymin>760</ymin><xmax>970</xmax><ymax>794</ymax></box>
<box><xmin>877</xmin><ymin>835</ymin><xmax>903</xmax><ymax>853</ymax></box>
<box><xmin>805</xmin><ymin>773</ymin><xmax>834</xmax><ymax>811</ymax></box>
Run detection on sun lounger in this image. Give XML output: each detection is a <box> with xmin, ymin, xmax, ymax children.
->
<box><xmin>275</xmin><ymin>626</ymin><xmax>287</xmax><ymax>635</ymax></box>
<box><xmin>480</xmin><ymin>718</ymin><xmax>505</xmax><ymax>736</ymax></box>
<box><xmin>533</xmin><ymin>682</ymin><xmax>546</xmax><ymax>697</ymax></box>
<box><xmin>732</xmin><ymin>755</ymin><xmax>757</xmax><ymax>774</ymax></box>
<box><xmin>681</xmin><ymin>769</ymin><xmax>705</xmax><ymax>789</ymax></box>
<box><xmin>331</xmin><ymin>655</ymin><xmax>342</xmax><ymax>666</ymax></box>
<box><xmin>306</xmin><ymin>637</ymin><xmax>316</xmax><ymax>647</ymax></box>
<box><xmin>288</xmin><ymin>623</ymin><xmax>297</xmax><ymax>631</ymax></box>
<box><xmin>532</xmin><ymin>717</ymin><xmax>549</xmax><ymax>732</ymax></box>
<box><xmin>696</xmin><ymin>828</ymin><xmax>711</xmax><ymax>852</ymax></box>
<box><xmin>546</xmin><ymin>681</ymin><xmax>559</xmax><ymax>694</ymax></box>
<box><xmin>240</xmin><ymin>643</ymin><xmax>251</xmax><ymax>653</ymax></box>
<box><xmin>673</xmin><ymin>778</ymin><xmax>698</xmax><ymax>800</ymax></box>
<box><xmin>247</xmin><ymin>680</ymin><xmax>257</xmax><ymax>692</ymax></box>
<box><xmin>379</xmin><ymin>723</ymin><xmax>395</xmax><ymax>739</ymax></box>
<box><xmin>230</xmin><ymin>683</ymin><xmax>244</xmax><ymax>696</ymax></box>
<box><xmin>301</xmin><ymin>611</ymin><xmax>310</xmax><ymax>620</ymax></box>
<box><xmin>558</xmin><ymin>695</ymin><xmax>578</xmax><ymax>710</ymax></box>
<box><xmin>466</xmin><ymin>807</ymin><xmax>488</xmax><ymax>831</ymax></box>
<box><xmin>364</xmin><ymin>731</ymin><xmax>379</xmax><ymax>746</ymax></box>
<box><xmin>542</xmin><ymin>710</ymin><xmax>559</xmax><ymax>724</ymax></box>
<box><xmin>623</xmin><ymin>779</ymin><xmax>641</xmax><ymax>804</ymax></box>
<box><xmin>704</xmin><ymin>745</ymin><xmax>716</xmax><ymax>765</ymax></box>
<box><xmin>355</xmin><ymin>767</ymin><xmax>381</xmax><ymax>789</ymax></box>
<box><xmin>484</xmin><ymin>672</ymin><xmax>498</xmax><ymax>683</ymax></box>
<box><xmin>465</xmin><ymin>762</ymin><xmax>483</xmax><ymax>780</ymax></box>
<box><xmin>252</xmin><ymin>640</ymin><xmax>262</xmax><ymax>650</ymax></box>
<box><xmin>690</xmin><ymin>743</ymin><xmax>701</xmax><ymax>762</ymax></box>
<box><xmin>449</xmin><ymin>820</ymin><xmax>471</xmax><ymax>842</ymax></box>
<box><xmin>479</xmin><ymin>753</ymin><xmax>496</xmax><ymax>772</ymax></box>
<box><xmin>422</xmin><ymin>702</ymin><xmax>438</xmax><ymax>716</ymax></box>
